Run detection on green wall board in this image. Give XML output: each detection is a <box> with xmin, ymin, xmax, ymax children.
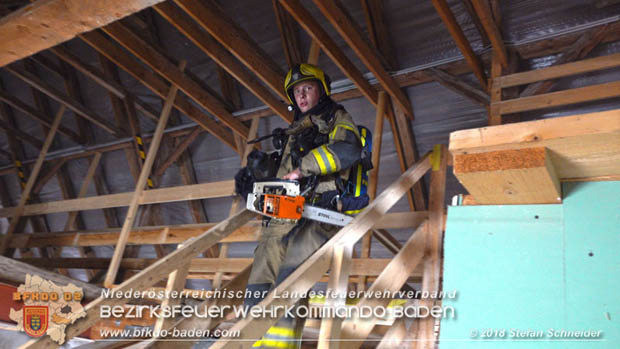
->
<box><xmin>439</xmin><ymin>181</ymin><xmax>619</xmax><ymax>348</ymax></box>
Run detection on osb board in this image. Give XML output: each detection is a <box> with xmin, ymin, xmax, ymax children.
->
<box><xmin>453</xmin><ymin>147</ymin><xmax>562</xmax><ymax>204</ymax></box>
<box><xmin>449</xmin><ymin>109</ymin><xmax>620</xmax><ymax>179</ymax></box>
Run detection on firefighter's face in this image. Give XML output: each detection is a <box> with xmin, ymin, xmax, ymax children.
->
<box><xmin>293</xmin><ymin>81</ymin><xmax>320</xmax><ymax>113</ymax></box>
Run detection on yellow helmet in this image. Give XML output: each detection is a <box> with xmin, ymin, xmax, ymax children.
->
<box><xmin>284</xmin><ymin>63</ymin><xmax>331</xmax><ymax>105</ymax></box>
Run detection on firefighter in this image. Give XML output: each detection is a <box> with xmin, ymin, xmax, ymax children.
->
<box><xmin>241</xmin><ymin>63</ymin><xmax>363</xmax><ymax>348</ymax></box>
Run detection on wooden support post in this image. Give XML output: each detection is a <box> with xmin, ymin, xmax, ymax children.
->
<box><xmin>488</xmin><ymin>53</ymin><xmax>502</xmax><ymax>125</ymax></box>
<box><xmin>153</xmin><ymin>243</ymin><xmax>191</xmax><ymax>333</ymax></box>
<box><xmin>414</xmin><ymin>145</ymin><xmax>448</xmax><ymax>349</ymax></box>
<box><xmin>0</xmin><ymin>106</ymin><xmax>65</xmax><ymax>255</ymax></box>
<box><xmin>358</xmin><ymin>91</ymin><xmax>387</xmax><ymax>291</ymax></box>
<box><xmin>103</xmin><ymin>62</ymin><xmax>185</xmax><ymax>288</ymax></box>
<box><xmin>318</xmin><ymin>244</ymin><xmax>353</xmax><ymax>348</ymax></box>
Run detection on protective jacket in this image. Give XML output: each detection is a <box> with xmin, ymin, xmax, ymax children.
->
<box><xmin>277</xmin><ymin>98</ymin><xmax>363</xmax><ymax>195</ymax></box>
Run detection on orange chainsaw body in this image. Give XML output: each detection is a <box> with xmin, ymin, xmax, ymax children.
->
<box><xmin>262</xmin><ymin>194</ymin><xmax>305</xmax><ymax>220</ymax></box>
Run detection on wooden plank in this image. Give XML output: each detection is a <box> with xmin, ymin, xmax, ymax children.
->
<box><xmin>152</xmin><ymin>127</ymin><xmax>201</xmax><ymax>177</ymax></box>
<box><xmin>461</xmin><ymin>0</ymin><xmax>490</xmax><ymax>47</ymax></box>
<box><xmin>7</xmin><ymin>212</ymin><xmax>424</xmax><ymax>249</ymax></box>
<box><xmin>0</xmin><ymin>0</ymin><xmax>167</xmax><ymax>67</ymax></box>
<box><xmin>102</xmin><ymin>22</ymin><xmax>250</xmax><ymax>140</ymax></box>
<box><xmin>386</xmin><ymin>101</ymin><xmax>416</xmax><ymax>211</ymax></box>
<box><xmin>21</xmin><ymin>209</ymin><xmax>257</xmax><ymax>348</ymax></box>
<box><xmin>0</xmin><ymin>106</ymin><xmax>65</xmax><ymax>255</ymax></box>
<box><xmin>471</xmin><ymin>0</ymin><xmax>508</xmax><ymax>68</ymax></box>
<box><xmin>519</xmin><ymin>25</ymin><xmax>608</xmax><ymax>98</ymax></box>
<box><xmin>359</xmin><ymin>91</ymin><xmax>387</xmax><ymax>291</ymax></box>
<box><xmin>174</xmin><ymin>0</ymin><xmax>287</xmax><ymax>102</ymax></box>
<box><xmin>318</xmin><ymin>244</ymin><xmax>353</xmax><ymax>348</ymax></box>
<box><xmin>339</xmin><ymin>221</ymin><xmax>428</xmax><ymax>348</ymax></box>
<box><xmin>313</xmin><ymin>0</ymin><xmax>413</xmax><ymax>118</ymax></box>
<box><xmin>104</xmin><ymin>62</ymin><xmax>184</xmax><ymax>287</ymax></box>
<box><xmin>0</xmin><ymin>255</ymin><xmax>102</xmax><ymax>301</ymax></box>
<box><xmin>454</xmin><ymin>147</ymin><xmax>562</xmax><ymax>204</ymax></box>
<box><xmin>415</xmin><ymin>145</ymin><xmax>448</xmax><ymax>349</ymax></box>
<box><xmin>18</xmin><ymin>257</ymin><xmax>425</xmax><ymax>278</ymax></box>
<box><xmin>449</xmin><ymin>109</ymin><xmax>620</xmax><ymax>180</ymax></box>
<box><xmin>154</xmin><ymin>3</ymin><xmax>291</xmax><ymax>124</ymax></box>
<box><xmin>64</xmin><ymin>153</ymin><xmax>102</xmax><ymax>230</ymax></box>
<box><xmin>497</xmin><ymin>80</ymin><xmax>620</xmax><ymax>115</ymax></box>
<box><xmin>79</xmin><ymin>31</ymin><xmax>237</xmax><ymax>151</ymax></box>
<box><xmin>361</xmin><ymin>0</ymin><xmax>397</xmax><ymax>70</ymax></box>
<box><xmin>431</xmin><ymin>0</ymin><xmax>488</xmax><ymax>89</ymax></box>
<box><xmin>0</xmin><ymin>180</ymin><xmax>235</xmax><ymax>218</ymax></box>
<box><xmin>279</xmin><ymin>0</ymin><xmax>379</xmax><ymax>106</ymax></box>
<box><xmin>498</xmin><ymin>52</ymin><xmax>620</xmax><ymax>88</ymax></box>
<box><xmin>5</xmin><ymin>66</ymin><xmax>122</xmax><ymax>136</ymax></box>
<box><xmin>210</xmin><ymin>155</ymin><xmax>431</xmax><ymax>348</ymax></box>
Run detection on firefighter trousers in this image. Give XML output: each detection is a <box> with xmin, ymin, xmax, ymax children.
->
<box><xmin>244</xmin><ymin>218</ymin><xmax>339</xmax><ymax>348</ymax></box>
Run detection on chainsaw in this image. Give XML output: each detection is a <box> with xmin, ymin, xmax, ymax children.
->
<box><xmin>246</xmin><ymin>180</ymin><xmax>353</xmax><ymax>226</ymax></box>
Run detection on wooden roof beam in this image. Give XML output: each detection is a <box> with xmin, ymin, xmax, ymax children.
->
<box><xmin>101</xmin><ymin>22</ymin><xmax>250</xmax><ymax>140</ymax></box>
<box><xmin>461</xmin><ymin>0</ymin><xmax>491</xmax><ymax>47</ymax></box>
<box><xmin>431</xmin><ymin>0</ymin><xmax>488</xmax><ymax>89</ymax></box>
<box><xmin>471</xmin><ymin>0</ymin><xmax>508</xmax><ymax>69</ymax></box>
<box><xmin>0</xmin><ymin>119</ymin><xmax>43</xmax><ymax>149</ymax></box>
<box><xmin>153</xmin><ymin>2</ymin><xmax>292</xmax><ymax>123</ymax></box>
<box><xmin>0</xmin><ymin>89</ymin><xmax>83</xmax><ymax>144</ymax></box>
<box><xmin>360</xmin><ymin>0</ymin><xmax>397</xmax><ymax>70</ymax></box>
<box><xmin>313</xmin><ymin>0</ymin><xmax>414</xmax><ymax>118</ymax></box>
<box><xmin>272</xmin><ymin>0</ymin><xmax>304</xmax><ymax>69</ymax></box>
<box><xmin>4</xmin><ymin>65</ymin><xmax>123</xmax><ymax>137</ymax></box>
<box><xmin>0</xmin><ymin>0</ymin><xmax>168</xmax><ymax>68</ymax></box>
<box><xmin>79</xmin><ymin>30</ymin><xmax>237</xmax><ymax>151</ymax></box>
<box><xmin>49</xmin><ymin>46</ymin><xmax>161</xmax><ymax>122</ymax></box>
<box><xmin>278</xmin><ymin>0</ymin><xmax>379</xmax><ymax>106</ymax></box>
<box><xmin>174</xmin><ymin>0</ymin><xmax>288</xmax><ymax>102</ymax></box>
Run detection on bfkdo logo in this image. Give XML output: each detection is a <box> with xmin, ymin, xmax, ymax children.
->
<box><xmin>9</xmin><ymin>275</ymin><xmax>87</xmax><ymax>344</ymax></box>
<box><xmin>23</xmin><ymin>306</ymin><xmax>48</xmax><ymax>337</ymax></box>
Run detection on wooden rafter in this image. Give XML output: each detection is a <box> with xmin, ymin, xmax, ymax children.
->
<box><xmin>0</xmin><ymin>0</ymin><xmax>168</xmax><ymax>67</ymax></box>
<box><xmin>461</xmin><ymin>0</ymin><xmax>490</xmax><ymax>47</ymax></box>
<box><xmin>471</xmin><ymin>0</ymin><xmax>508</xmax><ymax>68</ymax></box>
<box><xmin>101</xmin><ymin>22</ymin><xmax>251</xmax><ymax>140</ymax></box>
<box><xmin>278</xmin><ymin>0</ymin><xmax>379</xmax><ymax>106</ymax></box>
<box><xmin>79</xmin><ymin>31</ymin><xmax>237</xmax><ymax>151</ymax></box>
<box><xmin>313</xmin><ymin>0</ymin><xmax>414</xmax><ymax>118</ymax></box>
<box><xmin>0</xmin><ymin>118</ymin><xmax>43</xmax><ymax>149</ymax></box>
<box><xmin>431</xmin><ymin>0</ymin><xmax>488</xmax><ymax>89</ymax></box>
<box><xmin>0</xmin><ymin>90</ymin><xmax>83</xmax><ymax>144</ymax></box>
<box><xmin>5</xmin><ymin>65</ymin><xmax>122</xmax><ymax>136</ymax></box>
<box><xmin>360</xmin><ymin>0</ymin><xmax>397</xmax><ymax>70</ymax></box>
<box><xmin>174</xmin><ymin>0</ymin><xmax>288</xmax><ymax>102</ymax></box>
<box><xmin>153</xmin><ymin>2</ymin><xmax>292</xmax><ymax>123</ymax></box>
<box><xmin>272</xmin><ymin>0</ymin><xmax>304</xmax><ymax>68</ymax></box>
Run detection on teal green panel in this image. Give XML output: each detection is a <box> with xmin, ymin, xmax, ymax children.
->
<box><xmin>439</xmin><ymin>181</ymin><xmax>619</xmax><ymax>348</ymax></box>
<box><xmin>440</xmin><ymin>205</ymin><xmax>565</xmax><ymax>348</ymax></box>
<box><xmin>562</xmin><ymin>182</ymin><xmax>620</xmax><ymax>347</ymax></box>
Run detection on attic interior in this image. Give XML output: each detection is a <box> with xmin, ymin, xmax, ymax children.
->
<box><xmin>0</xmin><ymin>0</ymin><xmax>619</xmax><ymax>347</ymax></box>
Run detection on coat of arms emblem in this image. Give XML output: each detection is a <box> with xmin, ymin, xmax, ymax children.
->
<box><xmin>23</xmin><ymin>306</ymin><xmax>48</xmax><ymax>337</ymax></box>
